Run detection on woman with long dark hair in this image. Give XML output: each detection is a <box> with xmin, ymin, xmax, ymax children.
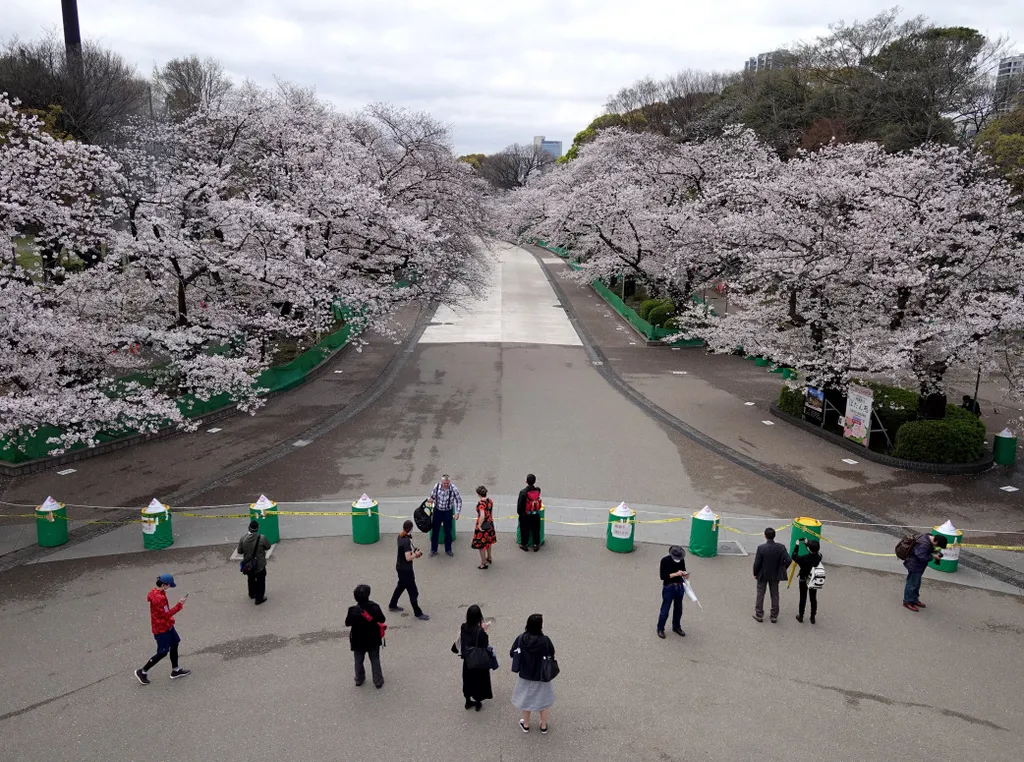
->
<box><xmin>451</xmin><ymin>604</ymin><xmax>493</xmax><ymax>710</ymax></box>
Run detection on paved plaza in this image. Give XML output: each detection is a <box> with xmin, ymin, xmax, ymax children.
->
<box><xmin>2</xmin><ymin>242</ymin><xmax>1024</xmax><ymax>762</ymax></box>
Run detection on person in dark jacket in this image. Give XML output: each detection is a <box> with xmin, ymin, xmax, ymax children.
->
<box><xmin>451</xmin><ymin>604</ymin><xmax>493</xmax><ymax>710</ymax></box>
<box><xmin>517</xmin><ymin>474</ymin><xmax>542</xmax><ymax>552</ymax></box>
<box><xmin>791</xmin><ymin>538</ymin><xmax>822</xmax><ymax>623</ymax></box>
<box><xmin>656</xmin><ymin>545</ymin><xmax>690</xmax><ymax>639</ymax></box>
<box><xmin>345</xmin><ymin>584</ymin><xmax>386</xmax><ymax>688</ymax></box>
<box><xmin>903</xmin><ymin>534</ymin><xmax>947</xmax><ymax>612</ymax></box>
<box><xmin>752</xmin><ymin>527</ymin><xmax>791</xmax><ymax>623</ymax></box>
<box><xmin>510</xmin><ymin>613</ymin><xmax>555</xmax><ymax>734</ymax></box>
<box><xmin>237</xmin><ymin>520</ymin><xmax>272</xmax><ymax>605</ymax></box>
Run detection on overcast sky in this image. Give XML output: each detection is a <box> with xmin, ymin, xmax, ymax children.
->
<box><xmin>5</xmin><ymin>1</ymin><xmax>1023</xmax><ymax>154</ymax></box>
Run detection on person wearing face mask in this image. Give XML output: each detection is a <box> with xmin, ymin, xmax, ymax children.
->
<box><xmin>657</xmin><ymin>545</ymin><xmax>690</xmax><ymax>639</ymax></box>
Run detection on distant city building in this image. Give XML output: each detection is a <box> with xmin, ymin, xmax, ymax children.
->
<box><xmin>534</xmin><ymin>135</ymin><xmax>562</xmax><ymax>159</ymax></box>
<box><xmin>995</xmin><ymin>55</ymin><xmax>1024</xmax><ymax>113</ymax></box>
<box><xmin>743</xmin><ymin>50</ymin><xmax>796</xmax><ymax>73</ymax></box>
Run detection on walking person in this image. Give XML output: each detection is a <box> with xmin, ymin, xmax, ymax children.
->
<box><xmin>903</xmin><ymin>533</ymin><xmax>948</xmax><ymax>612</ymax></box>
<box><xmin>389</xmin><ymin>520</ymin><xmax>430</xmax><ymax>621</ymax></box>
<box><xmin>451</xmin><ymin>604</ymin><xmax>493</xmax><ymax>710</ymax></box>
<box><xmin>472</xmin><ymin>486</ymin><xmax>496</xmax><ymax>569</ymax></box>
<box><xmin>510</xmin><ymin>613</ymin><xmax>556</xmax><ymax>735</ymax></box>
<box><xmin>656</xmin><ymin>545</ymin><xmax>689</xmax><ymax>639</ymax></box>
<box><xmin>428</xmin><ymin>474</ymin><xmax>462</xmax><ymax>557</ymax></box>
<box><xmin>134</xmin><ymin>574</ymin><xmax>191</xmax><ymax>684</ymax></box>
<box><xmin>345</xmin><ymin>584</ymin><xmax>386</xmax><ymax>688</ymax></box>
<box><xmin>517</xmin><ymin>474</ymin><xmax>542</xmax><ymax>552</ymax></box>
<box><xmin>792</xmin><ymin>538</ymin><xmax>823</xmax><ymax>623</ymax></box>
<box><xmin>237</xmin><ymin>520</ymin><xmax>272</xmax><ymax>605</ymax></box>
<box><xmin>752</xmin><ymin>527</ymin><xmax>791</xmax><ymax>623</ymax></box>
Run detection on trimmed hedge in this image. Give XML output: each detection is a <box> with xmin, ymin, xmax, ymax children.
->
<box><xmin>778</xmin><ymin>386</ymin><xmax>805</xmax><ymax>416</ymax></box>
<box><xmin>639</xmin><ymin>299</ymin><xmax>664</xmax><ymax>321</ymax></box>
<box><xmin>647</xmin><ymin>303</ymin><xmax>675</xmax><ymax>327</ymax></box>
<box><xmin>860</xmin><ymin>381</ymin><xmax>918</xmax><ymax>436</ymax></box>
<box><xmin>892</xmin><ymin>404</ymin><xmax>986</xmax><ymax>464</ymax></box>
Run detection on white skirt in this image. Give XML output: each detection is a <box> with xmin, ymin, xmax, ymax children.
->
<box><xmin>511</xmin><ymin>676</ymin><xmax>555</xmax><ymax>711</ymax></box>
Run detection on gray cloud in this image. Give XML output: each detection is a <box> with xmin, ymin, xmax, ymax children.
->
<box><xmin>5</xmin><ymin>0</ymin><xmax>1022</xmax><ymax>153</ymax></box>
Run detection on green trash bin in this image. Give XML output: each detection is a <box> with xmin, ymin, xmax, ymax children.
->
<box><xmin>929</xmin><ymin>521</ymin><xmax>962</xmax><ymax>573</ymax></box>
<box><xmin>35</xmin><ymin>496</ymin><xmax>69</xmax><ymax>548</ymax></box>
<box><xmin>142</xmin><ymin>500</ymin><xmax>174</xmax><ymax>550</ymax></box>
<box><xmin>789</xmin><ymin>517</ymin><xmax>823</xmax><ymax>556</ymax></box>
<box><xmin>689</xmin><ymin>506</ymin><xmax>719</xmax><ymax>557</ymax></box>
<box><xmin>606</xmin><ymin>502</ymin><xmax>636</xmax><ymax>553</ymax></box>
<box><xmin>516</xmin><ymin>504</ymin><xmax>546</xmax><ymax>546</ymax></box>
<box><xmin>351</xmin><ymin>494</ymin><xmax>380</xmax><ymax>545</ymax></box>
<box><xmin>249</xmin><ymin>494</ymin><xmax>280</xmax><ymax>545</ymax></box>
<box><xmin>994</xmin><ymin>429</ymin><xmax>1017</xmax><ymax>466</ymax></box>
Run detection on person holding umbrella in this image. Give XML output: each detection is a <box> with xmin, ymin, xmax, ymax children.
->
<box><xmin>656</xmin><ymin>545</ymin><xmax>689</xmax><ymax>639</ymax></box>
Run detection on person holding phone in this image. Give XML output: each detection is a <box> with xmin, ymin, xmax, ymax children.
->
<box><xmin>657</xmin><ymin>545</ymin><xmax>690</xmax><ymax>639</ymax></box>
<box><xmin>135</xmin><ymin>574</ymin><xmax>191</xmax><ymax>684</ymax></box>
<box><xmin>389</xmin><ymin>520</ymin><xmax>430</xmax><ymax>620</ymax></box>
<box><xmin>791</xmin><ymin>538</ymin><xmax>823</xmax><ymax>623</ymax></box>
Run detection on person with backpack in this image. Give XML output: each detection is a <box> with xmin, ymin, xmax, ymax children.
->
<box><xmin>752</xmin><ymin>527</ymin><xmax>791</xmax><ymax>623</ymax></box>
<box><xmin>389</xmin><ymin>520</ymin><xmax>430</xmax><ymax>621</ymax></box>
<box><xmin>237</xmin><ymin>520</ymin><xmax>272</xmax><ymax>605</ymax></box>
<box><xmin>345</xmin><ymin>584</ymin><xmax>387</xmax><ymax>688</ymax></box>
<box><xmin>517</xmin><ymin>474</ymin><xmax>543</xmax><ymax>552</ymax></box>
<box><xmin>428</xmin><ymin>474</ymin><xmax>462</xmax><ymax>557</ymax></box>
<box><xmin>134</xmin><ymin>574</ymin><xmax>191</xmax><ymax>684</ymax></box>
<box><xmin>450</xmin><ymin>604</ymin><xmax>493</xmax><ymax>710</ymax></box>
<box><xmin>791</xmin><ymin>538</ymin><xmax>823</xmax><ymax>623</ymax></box>
<box><xmin>510</xmin><ymin>613</ymin><xmax>556</xmax><ymax>734</ymax></box>
<box><xmin>471</xmin><ymin>486</ymin><xmax>497</xmax><ymax>569</ymax></box>
<box><xmin>901</xmin><ymin>533</ymin><xmax>948</xmax><ymax>612</ymax></box>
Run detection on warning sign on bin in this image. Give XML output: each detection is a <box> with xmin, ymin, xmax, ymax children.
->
<box><xmin>611</xmin><ymin>521</ymin><xmax>631</xmax><ymax>539</ymax></box>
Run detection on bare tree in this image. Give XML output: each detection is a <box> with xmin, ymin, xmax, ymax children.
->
<box><xmin>604</xmin><ymin>68</ymin><xmax>738</xmax><ymax>138</ymax></box>
<box><xmin>152</xmin><ymin>55</ymin><xmax>233</xmax><ymax>118</ymax></box>
<box><xmin>0</xmin><ymin>33</ymin><xmax>147</xmax><ymax>143</ymax></box>
<box><xmin>477</xmin><ymin>143</ymin><xmax>556</xmax><ymax>190</ymax></box>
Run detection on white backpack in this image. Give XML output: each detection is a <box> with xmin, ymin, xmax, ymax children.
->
<box><xmin>807</xmin><ymin>562</ymin><xmax>826</xmax><ymax>590</ymax></box>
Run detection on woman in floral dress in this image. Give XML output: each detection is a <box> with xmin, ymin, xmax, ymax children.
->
<box><xmin>471</xmin><ymin>485</ymin><xmax>496</xmax><ymax>569</ymax></box>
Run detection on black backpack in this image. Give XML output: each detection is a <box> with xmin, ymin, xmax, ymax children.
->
<box><xmin>413</xmin><ymin>500</ymin><xmax>433</xmax><ymax>533</ymax></box>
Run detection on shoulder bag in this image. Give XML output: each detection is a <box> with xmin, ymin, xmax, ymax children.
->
<box><xmin>540</xmin><ymin>638</ymin><xmax>560</xmax><ymax>682</ymax></box>
<box><xmin>464</xmin><ymin>628</ymin><xmax>491</xmax><ymax>671</ymax></box>
<box><xmin>239</xmin><ymin>534</ymin><xmax>262</xmax><ymax>574</ymax></box>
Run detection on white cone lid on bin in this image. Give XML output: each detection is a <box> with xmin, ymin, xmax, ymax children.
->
<box><xmin>143</xmin><ymin>499</ymin><xmax>166</xmax><ymax>515</ymax></box>
<box><xmin>694</xmin><ymin>505</ymin><xmax>718</xmax><ymax>521</ymax></box>
<box><xmin>610</xmin><ymin>501</ymin><xmax>634</xmax><ymax>517</ymax></box>
<box><xmin>936</xmin><ymin>520</ymin><xmax>961</xmax><ymax>536</ymax></box>
<box><xmin>36</xmin><ymin>496</ymin><xmax>62</xmax><ymax>513</ymax></box>
<box><xmin>996</xmin><ymin>428</ymin><xmax>1014</xmax><ymax>438</ymax></box>
<box><xmin>353</xmin><ymin>493</ymin><xmax>377</xmax><ymax>509</ymax></box>
<box><xmin>252</xmin><ymin>494</ymin><xmax>276</xmax><ymax>511</ymax></box>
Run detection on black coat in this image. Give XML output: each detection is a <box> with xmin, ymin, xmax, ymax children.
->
<box><xmin>345</xmin><ymin>602</ymin><xmax>385</xmax><ymax>652</ymax></box>
<box><xmin>454</xmin><ymin>625</ymin><xmax>493</xmax><ymax>701</ymax></box>
<box><xmin>510</xmin><ymin>632</ymin><xmax>555</xmax><ymax>682</ymax></box>
<box><xmin>753</xmin><ymin>540</ymin><xmax>791</xmax><ymax>583</ymax></box>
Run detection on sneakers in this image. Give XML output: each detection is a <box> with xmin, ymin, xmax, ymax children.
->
<box><xmin>519</xmin><ymin>719</ymin><xmax>530</xmax><ymax>733</ymax></box>
<box><xmin>416</xmin><ymin>613</ymin><xmax>430</xmax><ymax>621</ymax></box>
<box><xmin>752</xmin><ymin>614</ymin><xmax>763</xmax><ymax>623</ymax></box>
<box><xmin>446</xmin><ymin>550</ymin><xmax>454</xmax><ymax>557</ymax></box>
<box><xmin>170</xmin><ymin>668</ymin><xmax>191</xmax><ymax>679</ymax></box>
<box><xmin>134</xmin><ymin>669</ymin><xmax>150</xmax><ymax>685</ymax></box>
<box><xmin>540</xmin><ymin>724</ymin><xmax>549</xmax><ymax>734</ymax></box>
<box><xmin>673</xmin><ymin>628</ymin><xmax>686</xmax><ymax>637</ymax></box>
<box><xmin>388</xmin><ymin>605</ymin><xmax>405</xmax><ymax>612</ymax></box>
<box><xmin>770</xmin><ymin>617</ymin><xmax>778</xmax><ymax>623</ymax></box>
<box><xmin>429</xmin><ymin>551</ymin><xmax>438</xmax><ymax>558</ymax></box>
<box><xmin>656</xmin><ymin>630</ymin><xmax>666</xmax><ymax>639</ymax></box>
<box><xmin>903</xmin><ymin>602</ymin><xmax>919</xmax><ymax>612</ymax></box>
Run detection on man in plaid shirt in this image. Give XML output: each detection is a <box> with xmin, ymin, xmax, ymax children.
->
<box><xmin>428</xmin><ymin>474</ymin><xmax>462</xmax><ymax>557</ymax></box>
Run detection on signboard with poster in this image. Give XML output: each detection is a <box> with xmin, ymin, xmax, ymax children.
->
<box><xmin>843</xmin><ymin>385</ymin><xmax>873</xmax><ymax>447</ymax></box>
<box><xmin>804</xmin><ymin>387</ymin><xmax>825</xmax><ymax>425</ymax></box>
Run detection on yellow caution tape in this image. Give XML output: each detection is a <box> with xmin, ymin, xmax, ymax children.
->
<box><xmin>723</xmin><ymin>524</ymin><xmax>793</xmax><ymax>536</ymax></box>
<box><xmin>959</xmin><ymin>543</ymin><xmax>1024</xmax><ymax>551</ymax></box>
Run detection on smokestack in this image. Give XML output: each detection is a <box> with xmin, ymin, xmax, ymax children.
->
<box><xmin>61</xmin><ymin>0</ymin><xmax>83</xmax><ymax>56</ymax></box>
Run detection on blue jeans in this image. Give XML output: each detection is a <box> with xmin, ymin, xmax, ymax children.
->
<box><xmin>904</xmin><ymin>571</ymin><xmax>924</xmax><ymax>603</ymax></box>
<box><xmin>657</xmin><ymin>584</ymin><xmax>684</xmax><ymax>631</ymax></box>
<box><xmin>431</xmin><ymin>510</ymin><xmax>454</xmax><ymax>553</ymax></box>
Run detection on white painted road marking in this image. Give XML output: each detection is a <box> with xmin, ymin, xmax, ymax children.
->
<box><xmin>57</xmin><ymin>468</ymin><xmax>77</xmax><ymax>475</ymax></box>
<box><xmin>207</xmin><ymin>428</ymin><xmax>222</xmax><ymax>433</ymax></box>
<box><xmin>1000</xmin><ymin>486</ymin><xmax>1019</xmax><ymax>492</ymax></box>
<box><xmin>842</xmin><ymin>458</ymin><xmax>859</xmax><ymax>465</ymax></box>
<box><xmin>293</xmin><ymin>440</ymin><xmax>311</xmax><ymax>447</ymax></box>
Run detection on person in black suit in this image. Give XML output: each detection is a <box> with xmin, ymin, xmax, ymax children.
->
<box><xmin>753</xmin><ymin>527</ymin><xmax>791</xmax><ymax>623</ymax></box>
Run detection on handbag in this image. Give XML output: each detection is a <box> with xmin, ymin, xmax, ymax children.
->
<box><xmin>479</xmin><ymin>500</ymin><xmax>494</xmax><ymax>532</ymax></box>
<box><xmin>488</xmin><ymin>645</ymin><xmax>499</xmax><ymax>671</ymax></box>
<box><xmin>510</xmin><ymin>638</ymin><xmax>522</xmax><ymax>674</ymax></box>
<box><xmin>540</xmin><ymin>639</ymin><xmax>560</xmax><ymax>682</ymax></box>
<box><xmin>464</xmin><ymin>629</ymin><xmax>491</xmax><ymax>671</ymax></box>
<box><xmin>239</xmin><ymin>534</ymin><xmax>262</xmax><ymax>574</ymax></box>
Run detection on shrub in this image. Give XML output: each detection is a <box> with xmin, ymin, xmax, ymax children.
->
<box><xmin>858</xmin><ymin>381</ymin><xmax>919</xmax><ymax>436</ymax></box>
<box><xmin>647</xmin><ymin>303</ymin><xmax>675</xmax><ymax>327</ymax></box>
<box><xmin>892</xmin><ymin>405</ymin><xmax>986</xmax><ymax>463</ymax></box>
<box><xmin>639</xmin><ymin>298</ymin><xmax>668</xmax><ymax>321</ymax></box>
<box><xmin>778</xmin><ymin>386</ymin><xmax>805</xmax><ymax>416</ymax></box>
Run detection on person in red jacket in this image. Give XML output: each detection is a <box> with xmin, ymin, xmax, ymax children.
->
<box><xmin>135</xmin><ymin>573</ymin><xmax>191</xmax><ymax>684</ymax></box>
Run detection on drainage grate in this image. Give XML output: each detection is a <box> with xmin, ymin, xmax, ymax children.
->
<box><xmin>717</xmin><ymin>540</ymin><xmax>747</xmax><ymax>556</ymax></box>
